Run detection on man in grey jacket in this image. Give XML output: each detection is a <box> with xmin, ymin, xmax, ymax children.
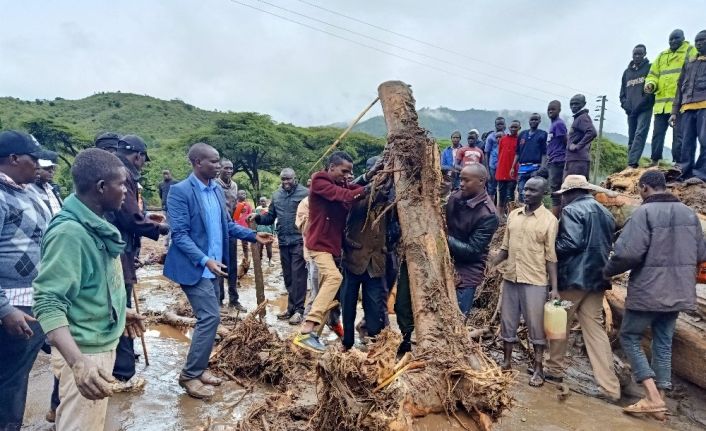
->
<box><xmin>251</xmin><ymin>168</ymin><xmax>309</xmax><ymax>324</ymax></box>
<box><xmin>604</xmin><ymin>170</ymin><xmax>706</xmax><ymax>415</ymax></box>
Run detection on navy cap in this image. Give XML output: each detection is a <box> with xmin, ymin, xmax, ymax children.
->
<box><xmin>94</xmin><ymin>132</ymin><xmax>121</xmax><ymax>150</ymax></box>
<box><xmin>0</xmin><ymin>130</ymin><xmax>44</xmax><ymax>158</ymax></box>
<box><xmin>38</xmin><ymin>150</ymin><xmax>59</xmax><ymax>168</ymax></box>
<box><xmin>116</xmin><ymin>135</ymin><xmax>150</xmax><ymax>161</ymax></box>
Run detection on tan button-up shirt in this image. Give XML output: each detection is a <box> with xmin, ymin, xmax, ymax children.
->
<box><xmin>500</xmin><ymin>205</ymin><xmax>558</xmax><ymax>286</ymax></box>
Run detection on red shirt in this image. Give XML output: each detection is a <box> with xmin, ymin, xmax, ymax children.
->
<box><xmin>455</xmin><ymin>146</ymin><xmax>484</xmax><ymax>167</ymax></box>
<box><xmin>233</xmin><ymin>201</ymin><xmax>252</xmax><ymax>227</ymax></box>
<box><xmin>305</xmin><ymin>171</ymin><xmax>365</xmax><ymax>257</ymax></box>
<box><xmin>495</xmin><ymin>134</ymin><xmax>519</xmax><ymax>181</ymax></box>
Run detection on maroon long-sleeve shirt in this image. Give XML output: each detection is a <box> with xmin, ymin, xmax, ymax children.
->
<box><xmin>305</xmin><ymin>171</ymin><xmax>365</xmax><ymax>257</ymax></box>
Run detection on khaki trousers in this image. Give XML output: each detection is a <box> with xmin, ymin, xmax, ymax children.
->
<box><xmin>306</xmin><ymin>251</ymin><xmax>343</xmax><ymax>325</ymax></box>
<box><xmin>52</xmin><ymin>349</ymin><xmax>116</xmax><ymax>431</ymax></box>
<box><xmin>545</xmin><ymin>290</ymin><xmax>620</xmax><ymax>399</ymax></box>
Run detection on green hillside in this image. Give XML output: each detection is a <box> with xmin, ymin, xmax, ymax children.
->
<box><xmin>0</xmin><ymin>93</ymin><xmax>385</xmax><ymax>204</ymax></box>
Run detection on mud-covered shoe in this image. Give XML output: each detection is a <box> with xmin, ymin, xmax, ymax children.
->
<box><xmin>179</xmin><ymin>377</ymin><xmax>215</xmax><ymax>399</ymax></box>
<box><xmin>293</xmin><ymin>333</ymin><xmax>326</xmax><ymax>353</ymax></box>
<box><xmin>45</xmin><ymin>409</ymin><xmax>56</xmax><ymax>423</ymax></box>
<box><xmin>288</xmin><ymin>312</ymin><xmax>304</xmax><ymax>325</ymax></box>
<box><xmin>112</xmin><ymin>376</ymin><xmax>146</xmax><ymax>393</ymax></box>
<box><xmin>199</xmin><ymin>370</ymin><xmax>223</xmax><ymax>387</ymax></box>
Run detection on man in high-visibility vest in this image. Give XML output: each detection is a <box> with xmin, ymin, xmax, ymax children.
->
<box><xmin>645</xmin><ymin>29</ymin><xmax>697</xmax><ymax>165</ymax></box>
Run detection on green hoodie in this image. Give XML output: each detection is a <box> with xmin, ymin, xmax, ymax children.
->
<box><xmin>33</xmin><ymin>194</ymin><xmax>127</xmax><ymax>353</ymax></box>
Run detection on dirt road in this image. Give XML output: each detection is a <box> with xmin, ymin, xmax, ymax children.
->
<box><xmin>21</xmin><ymin>238</ymin><xmax>705</xmax><ymax>430</ymax></box>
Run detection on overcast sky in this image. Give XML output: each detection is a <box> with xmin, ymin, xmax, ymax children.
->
<box><xmin>1</xmin><ymin>0</ymin><xmax>704</xmax><ymax>136</ymax></box>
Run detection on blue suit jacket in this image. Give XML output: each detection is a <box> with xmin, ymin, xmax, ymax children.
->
<box><xmin>163</xmin><ymin>174</ymin><xmax>256</xmax><ymax>286</ymax></box>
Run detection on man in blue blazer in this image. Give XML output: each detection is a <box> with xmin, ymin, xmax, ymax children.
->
<box><xmin>164</xmin><ymin>142</ymin><xmax>272</xmax><ymax>399</ymax></box>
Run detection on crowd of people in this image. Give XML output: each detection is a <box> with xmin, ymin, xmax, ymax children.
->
<box><xmin>0</xmin><ymin>27</ymin><xmax>705</xmax><ymax>431</ymax></box>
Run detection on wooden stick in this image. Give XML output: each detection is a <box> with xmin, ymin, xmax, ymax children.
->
<box><xmin>248</xmin><ymin>221</ymin><xmax>267</xmax><ymax>317</ymax></box>
<box><xmin>308</xmin><ymin>96</ymin><xmax>380</xmax><ymax>175</ymax></box>
<box><xmin>131</xmin><ymin>285</ymin><xmax>149</xmax><ymax>366</ymax></box>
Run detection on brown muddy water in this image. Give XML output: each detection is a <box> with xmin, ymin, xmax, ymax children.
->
<box><xmin>22</xmin><ymin>239</ymin><xmax>706</xmax><ymax>430</ymax></box>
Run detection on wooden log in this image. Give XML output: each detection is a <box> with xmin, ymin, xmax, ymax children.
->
<box><xmin>605</xmin><ymin>286</ymin><xmax>706</xmax><ymax>389</ymax></box>
<box><xmin>249</xmin><ymin>221</ymin><xmax>267</xmax><ymax>317</ymax></box>
<box><xmin>595</xmin><ymin>192</ymin><xmax>706</xmax><ymax>232</ymax></box>
<box><xmin>160</xmin><ymin>310</ymin><xmax>231</xmax><ymax>339</ymax></box>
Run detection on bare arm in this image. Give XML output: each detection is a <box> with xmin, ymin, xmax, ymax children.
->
<box><xmin>546</xmin><ymin>261</ymin><xmax>559</xmax><ymax>300</ymax></box>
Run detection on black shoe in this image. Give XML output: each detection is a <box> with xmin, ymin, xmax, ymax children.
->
<box><xmin>229</xmin><ymin>302</ymin><xmax>247</xmax><ymax>312</ymax></box>
<box><xmin>277</xmin><ymin>310</ymin><xmax>293</xmax><ymax>320</ymax></box>
<box><xmin>526</xmin><ymin>366</ymin><xmax>563</xmax><ymax>383</ymax></box>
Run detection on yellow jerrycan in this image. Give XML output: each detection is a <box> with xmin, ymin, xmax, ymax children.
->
<box><xmin>544</xmin><ymin>300</ymin><xmax>567</xmax><ymax>340</ymax></box>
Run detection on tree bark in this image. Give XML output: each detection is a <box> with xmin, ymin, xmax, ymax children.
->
<box><xmin>249</xmin><ymin>220</ymin><xmax>266</xmax><ymax>317</ymax></box>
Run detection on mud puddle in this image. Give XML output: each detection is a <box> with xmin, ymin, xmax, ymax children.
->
<box><xmin>22</xmin><ymin>238</ymin><xmax>706</xmax><ymax>430</ymax></box>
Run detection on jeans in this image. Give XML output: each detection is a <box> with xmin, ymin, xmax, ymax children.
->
<box><xmin>455</xmin><ymin>286</ymin><xmax>477</xmax><ymax>315</ymax></box>
<box><xmin>563</xmin><ymin>160</ymin><xmax>590</xmax><ymax>179</ymax></box>
<box><xmin>181</xmin><ymin>278</ymin><xmax>220</xmax><ymax>379</ymax></box>
<box><xmin>627</xmin><ymin>110</ymin><xmax>652</xmax><ymax>166</ymax></box>
<box><xmin>340</xmin><ymin>269</ymin><xmax>386</xmax><ymax>349</ymax></box>
<box><xmin>393</xmin><ymin>262</ymin><xmax>414</xmax><ymax>346</ymax></box>
<box><xmin>497</xmin><ymin>180</ymin><xmax>516</xmax><ymax>206</ymax></box>
<box><xmin>679</xmin><ymin>108</ymin><xmax>706</xmax><ymax>181</ymax></box>
<box><xmin>0</xmin><ymin>306</ymin><xmax>45</xmax><ymax>431</ymax></box>
<box><xmin>113</xmin><ymin>283</ymin><xmax>136</xmax><ymax>381</ymax></box>
<box><xmin>219</xmin><ymin>239</ymin><xmax>239</xmax><ymax>304</ymax></box>
<box><xmin>652</xmin><ymin>113</ymin><xmax>683</xmax><ymax>163</ymax></box>
<box><xmin>280</xmin><ymin>243</ymin><xmax>307</xmax><ymax>315</ymax></box>
<box><xmin>486</xmin><ymin>167</ymin><xmax>497</xmax><ymax>205</ymax></box>
<box><xmin>547</xmin><ymin>162</ymin><xmax>564</xmax><ymax>207</ymax></box>
<box><xmin>619</xmin><ymin>309</ymin><xmax>679</xmax><ymax>390</ymax></box>
<box><xmin>517</xmin><ymin>173</ymin><xmax>535</xmax><ymax>203</ymax></box>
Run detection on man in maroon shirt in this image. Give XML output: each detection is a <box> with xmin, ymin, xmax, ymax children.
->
<box><xmin>293</xmin><ymin>151</ymin><xmax>368</xmax><ymax>352</ymax></box>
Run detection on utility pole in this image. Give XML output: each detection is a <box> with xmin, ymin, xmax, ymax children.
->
<box><xmin>592</xmin><ymin>95</ymin><xmax>607</xmax><ymax>183</ymax></box>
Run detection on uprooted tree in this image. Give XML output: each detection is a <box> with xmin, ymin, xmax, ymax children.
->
<box><xmin>313</xmin><ymin>81</ymin><xmax>513</xmax><ymax>430</ymax></box>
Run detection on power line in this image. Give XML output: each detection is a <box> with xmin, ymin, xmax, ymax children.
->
<box><xmin>294</xmin><ymin>0</ymin><xmax>603</xmax><ymax>97</ymax></box>
<box><xmin>252</xmin><ymin>0</ymin><xmax>572</xmax><ymax>101</ymax></box>
<box><xmin>228</xmin><ymin>0</ymin><xmax>551</xmax><ymax>103</ymax></box>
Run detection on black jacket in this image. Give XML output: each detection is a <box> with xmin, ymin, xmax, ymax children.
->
<box><xmin>255</xmin><ymin>183</ymin><xmax>309</xmax><ymax>246</ymax></box>
<box><xmin>672</xmin><ymin>56</ymin><xmax>706</xmax><ymax>115</ymax></box>
<box><xmin>620</xmin><ymin>59</ymin><xmax>655</xmax><ymax>116</ymax></box>
<box><xmin>446</xmin><ymin>190</ymin><xmax>499</xmax><ymax>288</ymax></box>
<box><xmin>556</xmin><ymin>195</ymin><xmax>615</xmax><ymax>292</ymax></box>
<box><xmin>604</xmin><ymin>193</ymin><xmax>706</xmax><ymax>312</ymax></box>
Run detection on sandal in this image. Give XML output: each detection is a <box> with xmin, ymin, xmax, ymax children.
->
<box><xmin>623</xmin><ymin>398</ymin><xmax>667</xmax><ymax>414</ymax></box>
<box><xmin>528</xmin><ymin>372</ymin><xmax>544</xmax><ymax>387</ymax></box>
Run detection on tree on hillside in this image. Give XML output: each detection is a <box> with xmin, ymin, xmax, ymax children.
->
<box><xmin>298</xmin><ymin>127</ymin><xmax>385</xmax><ymax>175</ymax></box>
<box><xmin>23</xmin><ymin>118</ymin><xmax>92</xmax><ymax>166</ymax></box>
<box><xmin>189</xmin><ymin>113</ymin><xmax>309</xmax><ymax>197</ymax></box>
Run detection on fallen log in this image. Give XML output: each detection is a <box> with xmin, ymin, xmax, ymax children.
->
<box><xmin>160</xmin><ymin>310</ymin><xmax>231</xmax><ymax>339</ymax></box>
<box><xmin>605</xmin><ymin>286</ymin><xmax>706</xmax><ymax>390</ymax></box>
<box><xmin>314</xmin><ymin>81</ymin><xmax>513</xmax><ymax>431</ymax></box>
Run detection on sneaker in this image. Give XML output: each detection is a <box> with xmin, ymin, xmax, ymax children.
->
<box><xmin>229</xmin><ymin>302</ymin><xmax>247</xmax><ymax>313</ymax></box>
<box><xmin>288</xmin><ymin>312</ymin><xmax>304</xmax><ymax>325</ymax></box>
<box><xmin>112</xmin><ymin>376</ymin><xmax>146</xmax><ymax>393</ymax></box>
<box><xmin>293</xmin><ymin>332</ymin><xmax>326</xmax><ymax>353</ymax></box>
<box><xmin>328</xmin><ymin>321</ymin><xmax>344</xmax><ymax>338</ymax></box>
<box><xmin>277</xmin><ymin>310</ymin><xmax>293</xmax><ymax>320</ymax></box>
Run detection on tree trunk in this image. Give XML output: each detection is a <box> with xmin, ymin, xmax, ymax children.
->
<box><xmin>249</xmin><ymin>220</ymin><xmax>266</xmax><ymax>317</ymax></box>
<box><xmin>377</xmin><ymin>81</ymin><xmax>467</xmax><ymax>354</ymax></box>
<box><xmin>312</xmin><ymin>82</ymin><xmax>513</xmax><ymax>431</ymax></box>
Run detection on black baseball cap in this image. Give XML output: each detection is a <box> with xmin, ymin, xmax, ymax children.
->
<box><xmin>94</xmin><ymin>132</ymin><xmax>121</xmax><ymax>150</ymax></box>
<box><xmin>116</xmin><ymin>135</ymin><xmax>150</xmax><ymax>161</ymax></box>
<box><xmin>0</xmin><ymin>130</ymin><xmax>44</xmax><ymax>158</ymax></box>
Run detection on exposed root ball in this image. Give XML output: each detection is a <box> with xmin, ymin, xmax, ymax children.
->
<box><xmin>209</xmin><ymin>304</ymin><xmax>316</xmax><ymax>388</ymax></box>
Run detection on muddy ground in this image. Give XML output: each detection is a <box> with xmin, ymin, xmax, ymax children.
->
<box><xmin>22</xmin><ymin>237</ymin><xmax>706</xmax><ymax>431</ymax></box>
